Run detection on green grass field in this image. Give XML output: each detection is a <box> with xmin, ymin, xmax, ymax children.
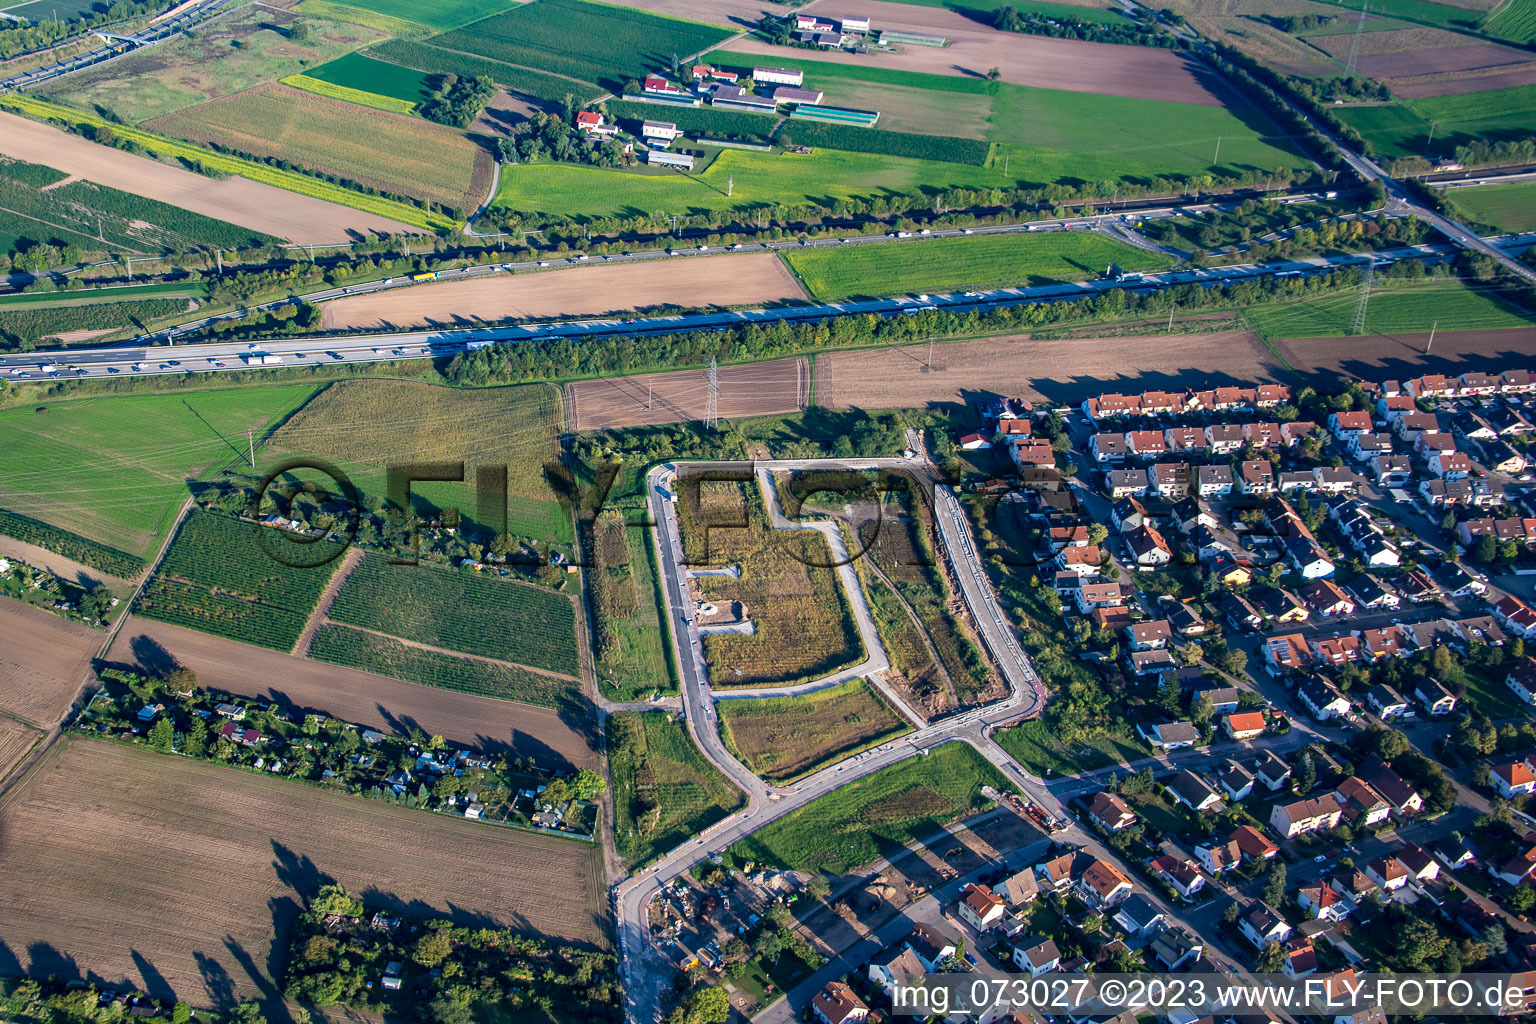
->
<box><xmin>782</xmin><ymin>232</ymin><xmax>1174</xmax><ymax>300</ymax></box>
<box><xmin>327</xmin><ymin>553</ymin><xmax>580</xmax><ymax>675</ymax></box>
<box><xmin>432</xmin><ymin>0</ymin><xmax>732</xmax><ymax>92</ymax></box>
<box><xmin>728</xmin><ymin>741</ymin><xmax>1005</xmax><ymax>872</ymax></box>
<box><xmin>1337</xmin><ymin>85</ymin><xmax>1536</xmax><ymax>162</ymax></box>
<box><xmin>0</xmin><ymin>385</ymin><xmax>317</xmax><ymax>559</ymax></box>
<box><xmin>280</xmin><ymin>74</ymin><xmax>418</xmax><ymax>116</ymax></box>
<box><xmin>1484</xmin><ymin>0</ymin><xmax>1536</xmax><ymax>42</ymax></box>
<box><xmin>138</xmin><ymin>510</ymin><xmax>341</xmax><ymax>650</ymax></box>
<box><xmin>718</xmin><ymin>680</ymin><xmax>912</xmax><ymax>784</ymax></box>
<box><xmin>609</xmin><ymin>712</ymin><xmax>743</xmax><ymax>868</ymax></box>
<box><xmin>1242</xmin><ymin>279</ymin><xmax>1536</xmax><ymax>339</ymax></box>
<box><xmin>589</xmin><ymin>512</ymin><xmax>676</xmax><ymax>701</ymax></box>
<box><xmin>888</xmin><ymin>0</ymin><xmax>1130</xmax><ymax>20</ymax></box>
<box><xmin>300</xmin><ymin>52</ymin><xmax>435</xmax><ymax>107</ymax></box>
<box><xmin>309</xmin><ymin>623</ymin><xmax>581</xmax><ymax>707</ymax></box>
<box><xmin>367</xmin><ymin>39</ymin><xmax>605</xmax><ymax>104</ymax></box>
<box><xmin>0</xmin><ymin>282</ymin><xmax>204</xmax><ymax>308</ymax></box>
<box><xmin>1445</xmin><ymin>179</ymin><xmax>1536</xmax><ymax>233</ymax></box>
<box><xmin>994</xmin><ymin>719</ymin><xmax>1152</xmax><ymax>776</ymax></box>
<box><xmin>292</xmin><ymin>0</ymin><xmax>437</xmax><ymax>37</ymax></box>
<box><xmin>1310</xmin><ymin>0</ymin><xmax>1487</xmax><ymax>30</ymax></box>
<box><xmin>315</xmin><ymin>0</ymin><xmax>514</xmax><ymax>30</ymax></box>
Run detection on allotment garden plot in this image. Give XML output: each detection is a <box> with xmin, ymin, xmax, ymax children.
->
<box><xmin>136</xmin><ymin>510</ymin><xmax>342</xmax><ymax>651</ymax></box>
<box><xmin>327</xmin><ymin>553</ymin><xmax>580</xmax><ymax>677</ymax></box>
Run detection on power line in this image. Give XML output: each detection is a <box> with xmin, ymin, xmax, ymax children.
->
<box><xmin>1346</xmin><ymin>0</ymin><xmax>1369</xmax><ymax>75</ymax></box>
<box><xmin>703</xmin><ymin>356</ymin><xmax>719</xmax><ymax>431</ymax></box>
<box><xmin>1351</xmin><ymin>261</ymin><xmax>1374</xmax><ymax>337</ymax></box>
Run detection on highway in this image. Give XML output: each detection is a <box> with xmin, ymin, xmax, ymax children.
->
<box><xmin>8</xmin><ymin>231</ymin><xmax>1534</xmax><ymax>383</ymax></box>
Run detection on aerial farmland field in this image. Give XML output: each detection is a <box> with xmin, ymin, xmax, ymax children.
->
<box><xmin>264</xmin><ymin>379</ymin><xmax>569</xmax><ymax>543</ymax></box>
<box><xmin>326</xmin><ymin>553</ymin><xmax>581</xmax><ymax>676</ymax></box>
<box><xmin>314</xmin><ymin>0</ymin><xmax>515</xmax><ymax>30</ymax></box>
<box><xmin>367</xmin><ymin>39</ymin><xmax>606</xmax><ymax>104</ymax></box>
<box><xmin>0</xmin><ymin>385</ymin><xmax>317</xmax><ymax>560</ymax></box>
<box><xmin>39</xmin><ymin>4</ymin><xmax>386</xmax><ymax>124</ymax></box>
<box><xmin>297</xmin><ymin>51</ymin><xmax>435</xmax><ymax>108</ymax></box>
<box><xmin>145</xmin><ymin>84</ymin><xmax>491</xmax><ymax>212</ymax></box>
<box><xmin>0</xmin><ymin>738</ymin><xmax>606</xmax><ymax>1004</ymax></box>
<box><xmin>431</xmin><ymin>0</ymin><xmax>733</xmax><ymax>91</ymax></box>
<box><xmin>718</xmin><ymin>680</ymin><xmax>911</xmax><ymax>784</ymax></box>
<box><xmin>782</xmin><ymin>232</ymin><xmax>1176</xmax><ymax>300</ymax></box>
<box><xmin>1446</xmin><ymin>179</ymin><xmax>1536</xmax><ymax>231</ymax></box>
<box><xmin>0</xmin><ymin>598</ymin><xmax>100</xmax><ymax>727</ymax></box>
<box><xmin>1241</xmin><ymin>278</ymin><xmax>1535</xmax><ymax>339</ymax></box>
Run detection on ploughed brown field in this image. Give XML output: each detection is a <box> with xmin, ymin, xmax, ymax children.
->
<box><xmin>721</xmin><ymin>0</ymin><xmax>1229</xmax><ymax>105</ymax></box>
<box><xmin>320</xmin><ymin>253</ymin><xmax>806</xmax><ymax>331</ymax></box>
<box><xmin>814</xmin><ymin>329</ymin><xmax>1286</xmax><ymax>409</ymax></box>
<box><xmin>0</xmin><ymin>738</ymin><xmax>606</xmax><ymax>1004</ymax></box>
<box><xmin>1309</xmin><ymin>28</ymin><xmax>1536</xmax><ymax>97</ymax></box>
<box><xmin>0</xmin><ymin>599</ymin><xmax>100</xmax><ymax>727</ymax></box>
<box><xmin>1274</xmin><ymin>327</ymin><xmax>1536</xmax><ymax>378</ymax></box>
<box><xmin>0</xmin><ymin>715</ymin><xmax>42</xmax><ymax>786</ymax></box>
<box><xmin>564</xmin><ymin>356</ymin><xmax>809</xmax><ymax>430</ymax></box>
<box><xmin>0</xmin><ymin>110</ymin><xmax>419</xmax><ymax>242</ymax></box>
<box><xmin>105</xmin><ymin>616</ymin><xmax>600</xmax><ymax>769</ymax></box>
<box><xmin>598</xmin><ymin>0</ymin><xmax>776</xmax><ymax>27</ymax></box>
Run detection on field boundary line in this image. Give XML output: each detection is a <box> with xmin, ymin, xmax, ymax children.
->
<box><xmin>295</xmin><ymin>544</ymin><xmax>362</xmax><ymax>655</ymax></box>
<box><xmin>320</xmin><ymin>619</ymin><xmax>583</xmax><ymax>685</ymax></box>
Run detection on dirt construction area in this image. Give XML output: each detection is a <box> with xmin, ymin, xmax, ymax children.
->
<box><xmin>0</xmin><ymin>738</ymin><xmax>607</xmax><ymax>1004</ymax></box>
<box><xmin>722</xmin><ymin>0</ymin><xmax>1227</xmax><ymax>105</ymax></box>
<box><xmin>0</xmin><ymin>111</ymin><xmax>419</xmax><ymax>242</ymax></box>
<box><xmin>565</xmin><ymin>356</ymin><xmax>809</xmax><ymax>430</ymax></box>
<box><xmin>105</xmin><ymin>617</ymin><xmax>599</xmax><ymax>769</ymax></box>
<box><xmin>814</xmin><ymin>329</ymin><xmax>1286</xmax><ymax>410</ymax></box>
<box><xmin>321</xmin><ymin>253</ymin><xmax>806</xmax><ymax>330</ymax></box>
<box><xmin>0</xmin><ymin>599</ymin><xmax>100</xmax><ymax>727</ymax></box>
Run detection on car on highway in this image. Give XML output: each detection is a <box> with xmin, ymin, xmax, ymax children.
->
<box><xmin>106</xmin><ymin>367</ymin><xmax>119</xmax><ymax>373</ymax></box>
<box><xmin>167</xmin><ymin>360</ymin><xmax>181</xmax><ymax>366</ymax></box>
<box><xmin>294</xmin><ymin>352</ymin><xmax>307</xmax><ymax>359</ymax></box>
<box><xmin>212</xmin><ymin>361</ymin><xmax>226</xmax><ymax>367</ymax></box>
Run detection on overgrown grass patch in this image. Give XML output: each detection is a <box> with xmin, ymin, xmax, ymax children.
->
<box><xmin>609</xmin><ymin>711</ymin><xmax>743</xmax><ymax>868</ymax></box>
<box><xmin>717</xmin><ymin>680</ymin><xmax>911</xmax><ymax>784</ymax></box>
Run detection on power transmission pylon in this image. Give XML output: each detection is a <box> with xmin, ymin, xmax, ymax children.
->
<box><xmin>1346</xmin><ymin>0</ymin><xmax>1369</xmax><ymax>75</ymax></box>
<box><xmin>704</xmin><ymin>356</ymin><xmax>719</xmax><ymax>430</ymax></box>
<box><xmin>1351</xmin><ymin>261</ymin><xmax>1374</xmax><ymax>336</ymax></box>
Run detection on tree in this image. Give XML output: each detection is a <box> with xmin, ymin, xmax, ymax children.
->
<box><xmin>171</xmin><ymin>1005</ymin><xmax>191</xmax><ymax>1024</ymax></box>
<box><xmin>1509</xmin><ymin>885</ymin><xmax>1535</xmax><ymax>913</ymax></box>
<box><xmin>149</xmin><ymin>716</ymin><xmax>174</xmax><ymax>752</ymax></box>
<box><xmin>1375</xmin><ymin>728</ymin><xmax>1410</xmax><ymax>760</ymax></box>
<box><xmin>806</xmin><ymin>874</ymin><xmax>831</xmax><ymax>901</ymax></box>
<box><xmin>165</xmin><ymin>665</ymin><xmax>199</xmax><ymax>694</ymax></box>
<box><xmin>1256</xmin><ymin>940</ymin><xmax>1286</xmax><ymax>973</ymax></box>
<box><xmin>986</xmin><ymin>66</ymin><xmax>1002</xmax><ymax>81</ymax></box>
<box><xmin>303</xmin><ymin>714</ymin><xmax>321</xmax><ymax>737</ymax></box>
<box><xmin>1295</xmin><ymin>752</ymin><xmax>1316</xmax><ymax>794</ymax></box>
<box><xmin>669</xmin><ymin>987</ymin><xmax>729</xmax><ymax>1024</ymax></box>
<box><xmin>184</xmin><ymin>716</ymin><xmax>208</xmax><ymax>757</ymax></box>
<box><xmin>571</xmin><ymin>766</ymin><xmax>606</xmax><ymax>800</ymax></box>
<box><xmin>231</xmin><ymin>1003</ymin><xmax>267</xmax><ymax>1024</ymax></box>
<box><xmin>311</xmin><ymin>884</ymin><xmax>363</xmax><ymax>918</ymax></box>
<box><xmin>82</xmin><ymin>584</ymin><xmax>113</xmax><ymax>621</ymax></box>
<box><xmin>287</xmin><ymin>19</ymin><xmax>310</xmax><ymax>41</ymax></box>
<box><xmin>1191</xmin><ymin>692</ymin><xmax>1215</xmax><ymax>726</ymax></box>
<box><xmin>1157</xmin><ymin>674</ymin><xmax>1183</xmax><ymax>716</ymax></box>
<box><xmin>1474</xmin><ymin>534</ymin><xmax>1498</xmax><ymax>563</ymax></box>
<box><xmin>542</xmin><ymin>777</ymin><xmax>571</xmax><ymax>806</ymax></box>
<box><xmin>428</xmin><ymin>733</ymin><xmax>447</xmax><ymax>751</ymax></box>
<box><xmin>1222</xmin><ymin>901</ymin><xmax>1240</xmax><ymax>924</ymax></box>
<box><xmin>1262</xmin><ymin>862</ymin><xmax>1287</xmax><ymax>906</ymax></box>
<box><xmin>414</xmin><ymin>926</ymin><xmax>454</xmax><ymax>967</ymax></box>
<box><xmin>1088</xmin><ymin>522</ymin><xmax>1109</xmax><ymax>546</ymax></box>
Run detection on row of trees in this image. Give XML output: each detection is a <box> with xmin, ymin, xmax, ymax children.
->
<box><xmin>992</xmin><ymin>6</ymin><xmax>1177</xmax><ymax>48</ymax></box>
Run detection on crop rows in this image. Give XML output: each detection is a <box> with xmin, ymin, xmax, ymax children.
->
<box><xmin>0</xmin><ymin>298</ymin><xmax>187</xmax><ymax>348</ymax></box>
<box><xmin>2</xmin><ymin>96</ymin><xmax>454</xmax><ymax>231</ymax></box>
<box><xmin>429</xmin><ymin>0</ymin><xmax>731</xmax><ymax>90</ymax></box>
<box><xmin>302</xmin><ymin>52</ymin><xmax>434</xmax><ymax>106</ymax></box>
<box><xmin>1485</xmin><ymin>0</ymin><xmax>1536</xmax><ymax>43</ymax></box>
<box><xmin>137</xmin><ymin>577</ymin><xmax>310</xmax><ymax>650</ymax></box>
<box><xmin>281</xmin><ymin>74</ymin><xmax>419</xmax><ymax>116</ymax></box>
<box><xmin>309</xmin><ymin>624</ymin><xmax>579</xmax><ymax>707</ymax></box>
<box><xmin>368</xmin><ymin>39</ymin><xmax>604</xmax><ymax>103</ymax></box>
<box><xmin>328</xmin><ymin>553</ymin><xmax>579</xmax><ymax>675</ymax></box>
<box><xmin>0</xmin><ymin>510</ymin><xmax>144</xmax><ymax>578</ymax></box>
<box><xmin>50</xmin><ymin>179</ymin><xmax>282</xmax><ymax>249</ymax></box>
<box><xmin>777</xmin><ymin>122</ymin><xmax>992</xmax><ymax>166</ymax></box>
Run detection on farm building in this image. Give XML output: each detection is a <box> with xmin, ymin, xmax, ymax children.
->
<box><xmin>646</xmin><ymin>150</ymin><xmax>696</xmax><ymax>170</ymax></box>
<box><xmin>795</xmin><ymin>12</ymin><xmax>833</xmax><ymax>30</ymax></box>
<box><xmin>799</xmin><ymin>31</ymin><xmax>846</xmax><ymax>46</ymax></box>
<box><xmin>754</xmin><ymin>66</ymin><xmax>805</xmax><ymax>87</ymax></box>
<box><xmin>774</xmin><ymin>86</ymin><xmax>826</xmax><ymax>106</ymax></box>
<box><xmin>575</xmin><ymin>111</ymin><xmax>619</xmax><ymax>136</ymax></box>
<box><xmin>642</xmin><ymin>120</ymin><xmax>681</xmax><ymax>142</ymax></box>
<box><xmin>643</xmin><ymin>75</ymin><xmax>685</xmax><ymax>96</ymax></box>
<box><xmin>791</xmin><ymin>104</ymin><xmax>880</xmax><ymax>126</ymax></box>
<box><xmin>840</xmin><ymin>15</ymin><xmax>871</xmax><ymax>33</ymax></box>
<box><xmin>879</xmin><ymin>28</ymin><xmax>945</xmax><ymax>46</ymax></box>
<box><xmin>713</xmin><ymin>86</ymin><xmax>777</xmax><ymax>113</ymax></box>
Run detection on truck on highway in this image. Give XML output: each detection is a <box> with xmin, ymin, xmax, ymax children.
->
<box><xmin>131</xmin><ymin>362</ymin><xmax>149</xmax><ymax>371</ymax></box>
<box><xmin>243</xmin><ymin>352</ymin><xmax>283</xmax><ymax>365</ymax></box>
<box><xmin>411</xmin><ymin>271</ymin><xmax>439</xmax><ymax>282</ymax></box>
<box><xmin>465</xmin><ymin>340</ymin><xmax>495</xmax><ymax>351</ymax></box>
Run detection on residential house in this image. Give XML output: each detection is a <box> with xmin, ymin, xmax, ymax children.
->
<box><xmin>1372</xmin><ymin>454</ymin><xmax>1412</xmax><ymax>487</ymax></box>
<box><xmin>1366</xmin><ymin>855</ymin><xmax>1410</xmax><ymax>893</ymax></box>
<box><xmin>1281</xmin><ymin>419</ymin><xmax>1319</xmax><ymax>446</ymax></box>
<box><xmin>1259</xmin><ymin>587</ymin><xmax>1312</xmax><ymax>624</ymax></box>
<box><xmin>1254</xmin><ymin>750</ymin><xmax>1291</xmax><ymax>791</ymax></box>
<box><xmin>1360</xmin><ymin>755</ymin><xmax>1424</xmax><ymax>816</ymax></box>
<box><xmin>1334</xmin><ymin>777</ymin><xmax>1391</xmax><ymax>827</ymax></box>
<box><xmin>1348</xmin><ymin>433</ymin><xmax>1394</xmax><ymax>462</ymax></box>
<box><xmin>1310</xmin><ymin>635</ymin><xmax>1362</xmax><ymax>668</ymax></box>
<box><xmin>1087</xmin><ymin>792</ymin><xmax>1139</xmax><ymax>833</ymax></box>
<box><xmin>1430</xmin><ymin>451</ymin><xmax>1472</xmax><ymax>480</ymax></box>
<box><xmin>1165</xmin><ymin>426</ymin><xmax>1205</xmax><ymax>454</ymax></box>
<box><xmin>1298</xmin><ymin>883</ymin><xmax>1349</xmax><ymax>922</ymax></box>
<box><xmin>1196</xmin><ymin>838</ymin><xmax>1242</xmax><ymax>876</ymax></box>
<box><xmin>1287</xmin><ymin>538</ymin><xmax>1336</xmax><ymax>579</ymax></box>
<box><xmin>1197</xmin><ymin>465</ymin><xmax>1233</xmax><ymax>496</ymax></box>
<box><xmin>1205</xmin><ymin>423</ymin><xmax>1245</xmax><ymax>454</ymax></box>
<box><xmin>1091</xmin><ymin>432</ymin><xmax>1128</xmax><ymax>463</ymax></box>
<box><xmin>1112</xmin><ymin>893</ymin><xmax>1164</xmax><ymax>936</ymax></box>
<box><xmin>1077</xmin><ymin>859</ymin><xmax>1134</xmax><ymax>908</ymax></box>
<box><xmin>1036</xmin><ymin>852</ymin><xmax>1079</xmax><ymax>892</ymax></box>
<box><xmin>1219</xmin><ymin>593</ymin><xmax>1264</xmax><ymax>632</ymax></box>
<box><xmin>1167</xmin><ymin>601</ymin><xmax>1206</xmax><ymax>637</ymax></box>
<box><xmin>1125</xmin><ymin>524</ymin><xmax>1173</xmax><ymax>569</ymax></box>
<box><xmin>1299</xmin><ymin>675</ymin><xmax>1351</xmax><ymax>720</ymax></box>
<box><xmin>1111</xmin><ymin>495</ymin><xmax>1151</xmax><ymax>533</ymax></box>
<box><xmin>1348</xmin><ymin>575</ymin><xmax>1400</xmax><ymax>610</ymax></box>
<box><xmin>1224</xmin><ymin>711</ymin><xmax>1267</xmax><ymax>741</ymax></box>
<box><xmin>1302</xmin><ymin>579</ymin><xmax>1355</xmax><ymax>617</ymax></box>
<box><xmin>1270</xmin><ymin>796</ymin><xmax>1343</xmax><ymax>839</ymax></box>
<box><xmin>1126</xmin><ymin>620</ymin><xmax>1172</xmax><ymax>651</ymax></box>
<box><xmin>957</xmin><ymin>882</ymin><xmax>1006</xmax><ymax>932</ymax></box>
<box><xmin>1150</xmin><ymin>927</ymin><xmax>1204</xmax><ymax>972</ymax></box>
<box><xmin>1012</xmin><ymin>937</ymin><xmax>1061</xmax><ymax>976</ymax></box>
<box><xmin>812</xmin><ymin>982</ymin><xmax>869</xmax><ymax>1024</ymax></box>
<box><xmin>1277</xmin><ymin>470</ymin><xmax>1317</xmax><ymax>494</ymax></box>
<box><xmin>1314</xmin><ymin>467</ymin><xmax>1357</xmax><ymax>494</ymax></box>
<box><xmin>1509</xmin><ymin>657</ymin><xmax>1536</xmax><ymax>705</ymax></box>
<box><xmin>1001</xmin><ymin>868</ymin><xmax>1040</xmax><ymax>909</ymax></box>
<box><xmin>1263</xmin><ymin>633</ymin><xmax>1312</xmax><ymax>675</ymax></box>
<box><xmin>1493</xmin><ymin>760</ymin><xmax>1536</xmax><ymax>798</ymax></box>
<box><xmin>1105</xmin><ymin>469</ymin><xmax>1149</xmax><ymax>498</ymax></box>
<box><xmin>1329</xmin><ymin>411</ymin><xmax>1373</xmax><ymax>440</ymax></box>
<box><xmin>1189</xmin><ymin>682</ymin><xmax>1240</xmax><ymax>716</ymax></box>
<box><xmin>1360</xmin><ymin>625</ymin><xmax>1410</xmax><ymax>660</ymax></box>
<box><xmin>1128</xmin><ymin>648</ymin><xmax>1176</xmax><ymax>677</ymax></box>
<box><xmin>1069</xmin><ymin>579</ymin><xmax>1128</xmax><ymax>615</ymax></box>
<box><xmin>1239</xmin><ymin>903</ymin><xmax>1292</xmax><ymax>948</ymax></box>
<box><xmin>1244</xmin><ymin>421</ymin><xmax>1282</xmax><ymax>450</ymax></box>
<box><xmin>1285</xmin><ymin>944</ymin><xmax>1319</xmax><ymax>980</ymax></box>
<box><xmin>904</xmin><ymin>924</ymin><xmax>958</xmax><ymax>971</ymax></box>
<box><xmin>1365</xmin><ymin>683</ymin><xmax>1411</xmax><ymax>721</ymax></box>
<box><xmin>1496</xmin><ymin>597</ymin><xmax>1536</xmax><ymax>640</ymax></box>
<box><xmin>1126</xmin><ymin>429</ymin><xmax>1168</xmax><ymax>459</ymax></box>
<box><xmin>1397</xmin><ymin>844</ymin><xmax>1440</xmax><ymax>885</ymax></box>
<box><xmin>1150</xmin><ymin>854</ymin><xmax>1205</xmax><ymax>899</ymax></box>
<box><xmin>1165</xmin><ymin>769</ymin><xmax>1222</xmax><ymax>812</ymax></box>
<box><xmin>867</xmin><ymin>947</ymin><xmax>926</xmax><ymax>1000</ymax></box>
<box><xmin>1497</xmin><ymin>841</ymin><xmax>1536</xmax><ymax>886</ymax></box>
<box><xmin>1218</xmin><ymin>759</ymin><xmax>1255</xmax><ymax>801</ymax></box>
<box><xmin>1138</xmin><ymin>721</ymin><xmax>1198</xmax><ymax>751</ymax></box>
<box><xmin>1239</xmin><ymin>460</ymin><xmax>1275</xmax><ymax>494</ymax></box>
<box><xmin>1232</xmin><ymin>824</ymin><xmax>1279</xmax><ymax>864</ymax></box>
<box><xmin>1414</xmin><ymin>678</ymin><xmax>1458</xmax><ymax>717</ymax></box>
<box><xmin>1055</xmin><ymin>545</ymin><xmax>1104</xmax><ymax>577</ymax></box>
